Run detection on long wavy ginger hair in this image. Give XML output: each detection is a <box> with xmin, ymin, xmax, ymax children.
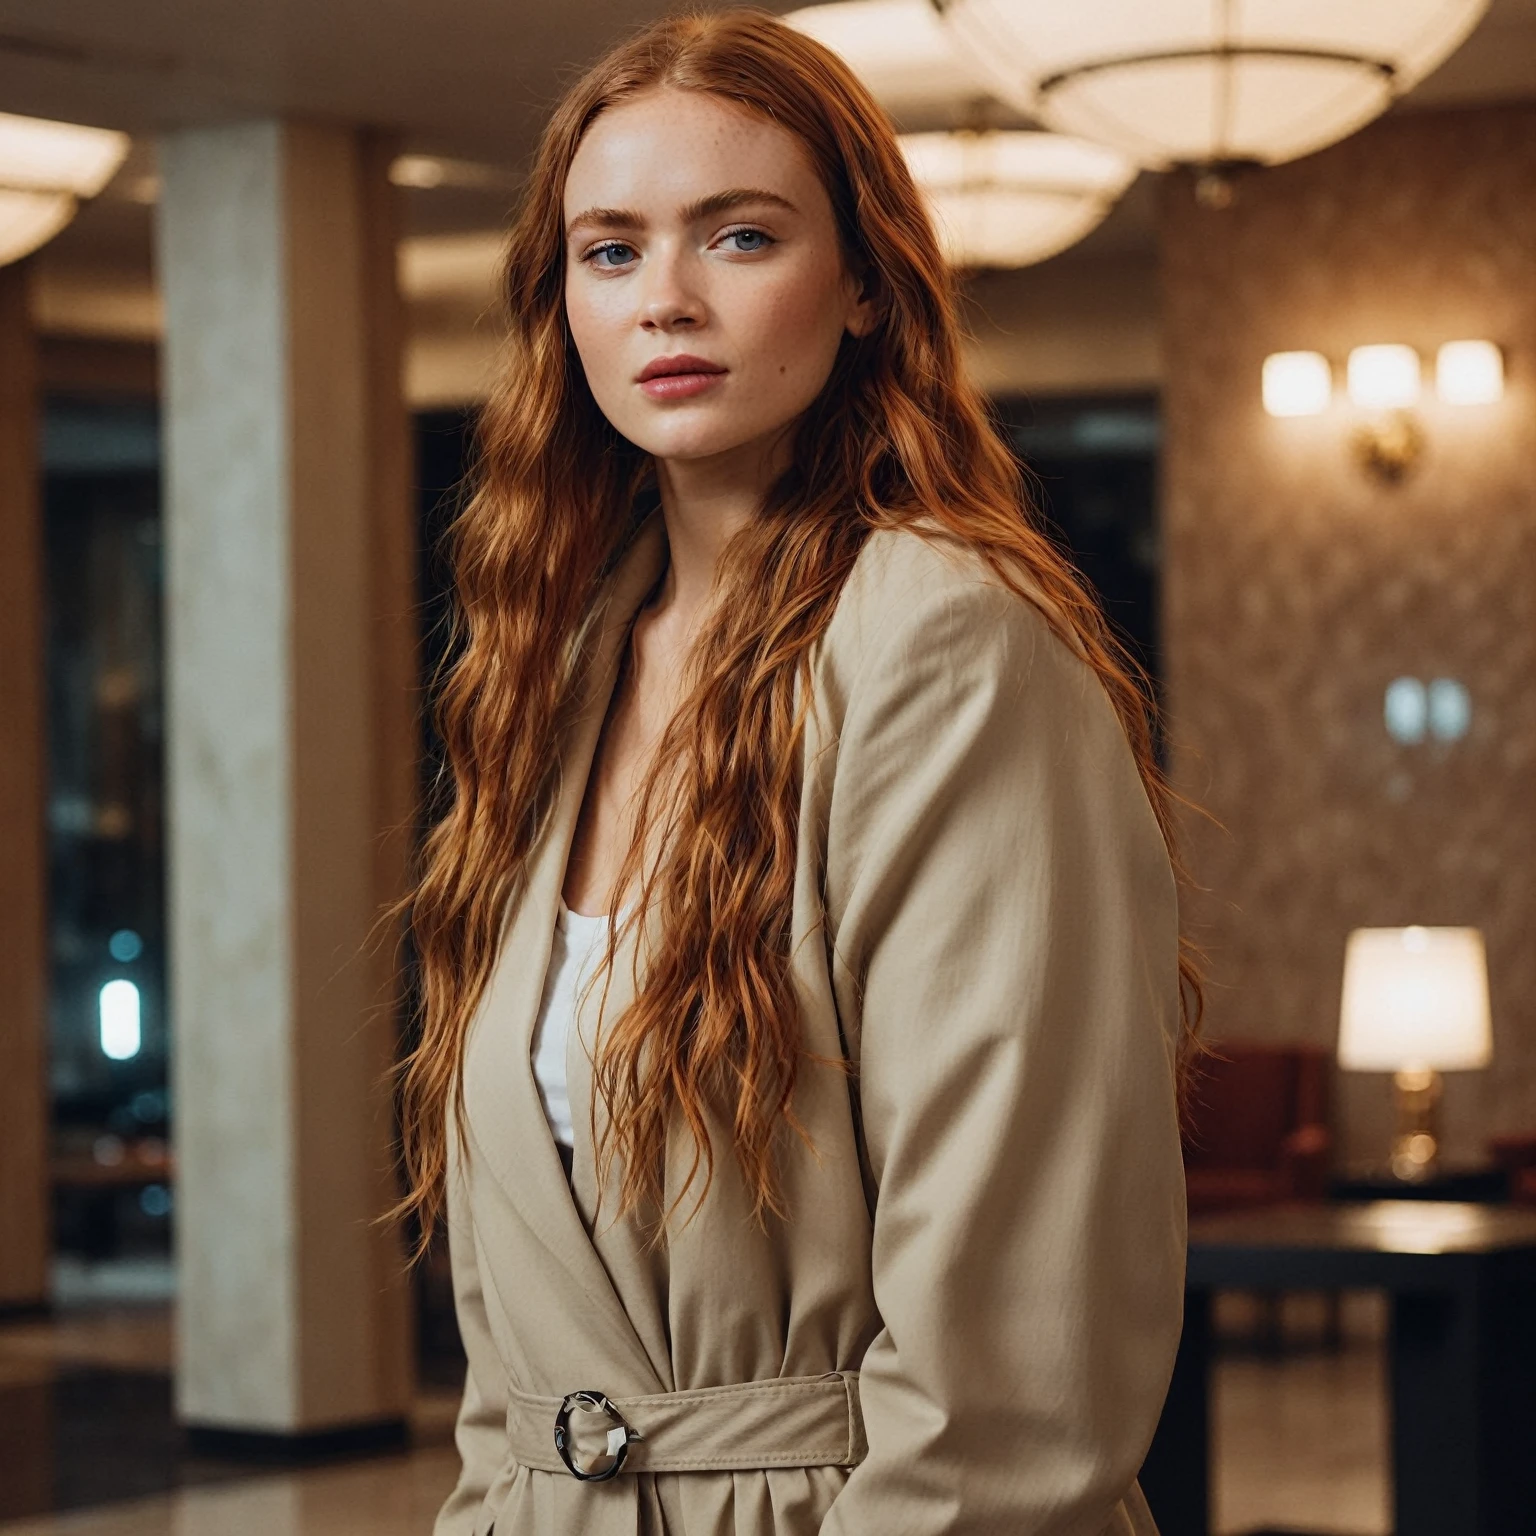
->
<box><xmin>396</xmin><ymin>7</ymin><xmax>1201</xmax><ymax>1257</ymax></box>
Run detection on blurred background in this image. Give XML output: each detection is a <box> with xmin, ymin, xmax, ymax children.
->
<box><xmin>1</xmin><ymin>2</ymin><xmax>1535</xmax><ymax>1533</ymax></box>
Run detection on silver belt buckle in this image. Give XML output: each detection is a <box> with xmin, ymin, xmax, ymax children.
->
<box><xmin>553</xmin><ymin>1389</ymin><xmax>643</xmax><ymax>1481</ymax></box>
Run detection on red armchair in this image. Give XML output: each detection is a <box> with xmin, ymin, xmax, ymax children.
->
<box><xmin>1182</xmin><ymin>1043</ymin><xmax>1333</xmax><ymax>1215</ymax></box>
<box><xmin>1487</xmin><ymin>1134</ymin><xmax>1536</xmax><ymax>1205</ymax></box>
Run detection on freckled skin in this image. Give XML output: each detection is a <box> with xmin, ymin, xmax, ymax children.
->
<box><xmin>562</xmin><ymin>90</ymin><xmax>875</xmax><ymax>469</ymax></box>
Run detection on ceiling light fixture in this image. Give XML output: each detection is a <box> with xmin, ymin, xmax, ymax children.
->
<box><xmin>388</xmin><ymin>155</ymin><xmax>522</xmax><ymax>194</ymax></box>
<box><xmin>899</xmin><ymin>129</ymin><xmax>1136</xmax><ymax>268</ymax></box>
<box><xmin>786</xmin><ymin>1</ymin><xmax>1140</xmax><ymax>267</ymax></box>
<box><xmin>786</xmin><ymin>0</ymin><xmax>993</xmax><ymax>122</ymax></box>
<box><xmin>930</xmin><ymin>0</ymin><xmax>1489</xmax><ymax>179</ymax></box>
<box><xmin>0</xmin><ymin>190</ymin><xmax>75</xmax><ymax>267</ymax></box>
<box><xmin>0</xmin><ymin>111</ymin><xmax>130</xmax><ymax>266</ymax></box>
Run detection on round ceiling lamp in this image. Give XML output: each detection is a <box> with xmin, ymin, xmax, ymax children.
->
<box><xmin>786</xmin><ymin>2</ymin><xmax>1141</xmax><ymax>267</ymax></box>
<box><xmin>787</xmin><ymin>0</ymin><xmax>991</xmax><ymax>121</ymax></box>
<box><xmin>929</xmin><ymin>0</ymin><xmax>1490</xmax><ymax>171</ymax></box>
<box><xmin>900</xmin><ymin>129</ymin><xmax>1136</xmax><ymax>268</ymax></box>
<box><xmin>0</xmin><ymin>190</ymin><xmax>76</xmax><ymax>267</ymax></box>
<box><xmin>0</xmin><ymin>111</ymin><xmax>130</xmax><ymax>266</ymax></box>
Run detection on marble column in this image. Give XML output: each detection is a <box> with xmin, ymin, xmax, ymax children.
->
<box><xmin>157</xmin><ymin>120</ymin><xmax>415</xmax><ymax>1436</ymax></box>
<box><xmin>0</xmin><ymin>259</ymin><xmax>49</xmax><ymax>1313</ymax></box>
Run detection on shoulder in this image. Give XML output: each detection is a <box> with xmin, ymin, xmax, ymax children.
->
<box><xmin>819</xmin><ymin>522</ymin><xmax>1090</xmax><ymax>714</ymax></box>
<box><xmin>837</xmin><ymin>521</ymin><xmax>1009</xmax><ymax>624</ymax></box>
<box><xmin>815</xmin><ymin>525</ymin><xmax>1171</xmax><ymax>940</ymax></box>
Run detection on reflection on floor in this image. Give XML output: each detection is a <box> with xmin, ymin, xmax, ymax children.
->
<box><xmin>0</xmin><ymin>1307</ymin><xmax>249</xmax><ymax>1520</ymax></box>
<box><xmin>1216</xmin><ymin>1348</ymin><xmax>1388</xmax><ymax>1536</ymax></box>
<box><xmin>0</xmin><ymin>1290</ymin><xmax>1390</xmax><ymax>1536</ymax></box>
<box><xmin>0</xmin><ymin>1301</ymin><xmax>464</xmax><ymax>1529</ymax></box>
<box><xmin>1213</xmin><ymin>1289</ymin><xmax>1389</xmax><ymax>1536</ymax></box>
<box><xmin>0</xmin><ymin>1450</ymin><xmax>463</xmax><ymax>1536</ymax></box>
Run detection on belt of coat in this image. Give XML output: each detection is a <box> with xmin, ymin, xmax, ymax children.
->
<box><xmin>504</xmin><ymin>1370</ymin><xmax>867</xmax><ymax>1475</ymax></box>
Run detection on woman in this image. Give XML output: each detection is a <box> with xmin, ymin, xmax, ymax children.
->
<box><xmin>398</xmin><ymin>10</ymin><xmax>1196</xmax><ymax>1535</ymax></box>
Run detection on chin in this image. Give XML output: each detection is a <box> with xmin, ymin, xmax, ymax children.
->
<box><xmin>627</xmin><ymin>414</ymin><xmax>775</xmax><ymax>464</ymax></box>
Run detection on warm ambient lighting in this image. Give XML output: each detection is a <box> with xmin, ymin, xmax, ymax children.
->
<box><xmin>0</xmin><ymin>111</ymin><xmax>129</xmax><ymax>266</ymax></box>
<box><xmin>931</xmin><ymin>0</ymin><xmax>1490</xmax><ymax>172</ymax></box>
<box><xmin>0</xmin><ymin>111</ymin><xmax>127</xmax><ymax>195</ymax></box>
<box><xmin>789</xmin><ymin>1</ymin><xmax>1139</xmax><ymax>266</ymax></box>
<box><xmin>1267</xmin><ymin>342</ymin><xmax>1507</xmax><ymax>413</ymax></box>
<box><xmin>1347</xmin><ymin>344</ymin><xmax>1422</xmax><ymax>410</ymax></box>
<box><xmin>388</xmin><ymin>155</ymin><xmax>521</xmax><ymax>193</ymax></box>
<box><xmin>1263</xmin><ymin>340</ymin><xmax>1505</xmax><ymax>482</ymax></box>
<box><xmin>0</xmin><ymin>191</ymin><xmax>74</xmax><ymax>266</ymax></box>
<box><xmin>99</xmin><ymin>978</ymin><xmax>142</xmax><ymax>1061</ymax></box>
<box><xmin>1340</xmin><ymin>927</ymin><xmax>1492</xmax><ymax>1073</ymax></box>
<box><xmin>1436</xmin><ymin>339</ymin><xmax>1504</xmax><ymax>405</ymax></box>
<box><xmin>1262</xmin><ymin>351</ymin><xmax>1332</xmax><ymax>417</ymax></box>
<box><xmin>398</xmin><ymin>231</ymin><xmax>504</xmax><ymax>303</ymax></box>
<box><xmin>898</xmin><ymin>130</ymin><xmax>1135</xmax><ymax>268</ymax></box>
<box><xmin>785</xmin><ymin>0</ymin><xmax>989</xmax><ymax>120</ymax></box>
<box><xmin>1339</xmin><ymin>926</ymin><xmax>1491</xmax><ymax>1182</ymax></box>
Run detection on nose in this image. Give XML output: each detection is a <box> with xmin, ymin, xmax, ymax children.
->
<box><xmin>639</xmin><ymin>242</ymin><xmax>704</xmax><ymax>332</ymax></box>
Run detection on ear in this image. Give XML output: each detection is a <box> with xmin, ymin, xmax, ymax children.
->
<box><xmin>843</xmin><ymin>264</ymin><xmax>883</xmax><ymax>339</ymax></box>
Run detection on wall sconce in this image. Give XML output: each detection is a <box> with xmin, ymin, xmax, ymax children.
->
<box><xmin>1262</xmin><ymin>340</ymin><xmax>1504</xmax><ymax>487</ymax></box>
<box><xmin>1346</xmin><ymin>345</ymin><xmax>1423</xmax><ymax>483</ymax></box>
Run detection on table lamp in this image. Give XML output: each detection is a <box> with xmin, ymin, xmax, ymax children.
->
<box><xmin>1338</xmin><ymin>926</ymin><xmax>1492</xmax><ymax>1183</ymax></box>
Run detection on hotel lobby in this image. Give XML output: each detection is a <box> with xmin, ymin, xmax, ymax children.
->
<box><xmin>3</xmin><ymin>2</ymin><xmax>1536</xmax><ymax>1532</ymax></box>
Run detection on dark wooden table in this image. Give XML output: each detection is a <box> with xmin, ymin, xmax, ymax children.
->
<box><xmin>1329</xmin><ymin>1163</ymin><xmax>1511</xmax><ymax>1204</ymax></box>
<box><xmin>1139</xmin><ymin>1202</ymin><xmax>1536</xmax><ymax>1536</ymax></box>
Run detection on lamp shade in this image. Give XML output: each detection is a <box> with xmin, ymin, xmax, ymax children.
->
<box><xmin>0</xmin><ymin>110</ymin><xmax>129</xmax><ymax>267</ymax></box>
<box><xmin>0</xmin><ymin>188</ymin><xmax>76</xmax><ymax>266</ymax></box>
<box><xmin>899</xmin><ymin>129</ymin><xmax>1136</xmax><ymax>268</ymax></box>
<box><xmin>786</xmin><ymin>0</ymin><xmax>989</xmax><ymax>120</ymax></box>
<box><xmin>931</xmin><ymin>0</ymin><xmax>1489</xmax><ymax>170</ymax></box>
<box><xmin>1262</xmin><ymin>350</ymin><xmax>1331</xmax><ymax>417</ymax></box>
<box><xmin>1338</xmin><ymin>926</ymin><xmax>1492</xmax><ymax>1073</ymax></box>
<box><xmin>1436</xmin><ymin>340</ymin><xmax>1503</xmax><ymax>405</ymax></box>
<box><xmin>1347</xmin><ymin>344</ymin><xmax>1421</xmax><ymax>409</ymax></box>
<box><xmin>0</xmin><ymin>111</ymin><xmax>129</xmax><ymax>198</ymax></box>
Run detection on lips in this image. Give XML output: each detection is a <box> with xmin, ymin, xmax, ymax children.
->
<box><xmin>637</xmin><ymin>353</ymin><xmax>726</xmax><ymax>382</ymax></box>
<box><xmin>636</xmin><ymin>353</ymin><xmax>728</xmax><ymax>402</ymax></box>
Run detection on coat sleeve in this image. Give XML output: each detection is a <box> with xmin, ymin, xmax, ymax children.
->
<box><xmin>434</xmin><ymin>1124</ymin><xmax>512</xmax><ymax>1536</ymax></box>
<box><xmin>818</xmin><ymin>568</ymin><xmax>1186</xmax><ymax>1536</ymax></box>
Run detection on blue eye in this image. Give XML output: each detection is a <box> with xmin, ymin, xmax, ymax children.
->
<box><xmin>721</xmin><ymin>228</ymin><xmax>773</xmax><ymax>253</ymax></box>
<box><xmin>586</xmin><ymin>241</ymin><xmax>636</xmax><ymax>268</ymax></box>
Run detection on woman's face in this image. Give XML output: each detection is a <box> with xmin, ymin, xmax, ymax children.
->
<box><xmin>563</xmin><ymin>88</ymin><xmax>875</xmax><ymax>469</ymax></box>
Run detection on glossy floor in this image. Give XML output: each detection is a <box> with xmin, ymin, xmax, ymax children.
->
<box><xmin>0</xmin><ymin>1294</ymin><xmax>1389</xmax><ymax>1536</ymax></box>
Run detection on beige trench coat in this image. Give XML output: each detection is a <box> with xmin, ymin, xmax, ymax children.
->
<box><xmin>435</xmin><ymin>511</ymin><xmax>1187</xmax><ymax>1536</ymax></box>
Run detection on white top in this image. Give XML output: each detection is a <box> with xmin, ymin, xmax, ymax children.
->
<box><xmin>530</xmin><ymin>901</ymin><xmax>613</xmax><ymax>1149</ymax></box>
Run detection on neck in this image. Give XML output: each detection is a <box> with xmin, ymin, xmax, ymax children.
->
<box><xmin>649</xmin><ymin>430</ymin><xmax>787</xmax><ymax>622</ymax></box>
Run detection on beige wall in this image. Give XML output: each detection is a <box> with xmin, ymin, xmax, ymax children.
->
<box><xmin>1160</xmin><ymin>105</ymin><xmax>1536</xmax><ymax>1165</ymax></box>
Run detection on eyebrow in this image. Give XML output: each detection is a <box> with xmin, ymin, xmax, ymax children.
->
<box><xmin>564</xmin><ymin>187</ymin><xmax>799</xmax><ymax>241</ymax></box>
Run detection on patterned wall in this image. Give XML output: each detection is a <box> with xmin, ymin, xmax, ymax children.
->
<box><xmin>1160</xmin><ymin>105</ymin><xmax>1536</xmax><ymax>1164</ymax></box>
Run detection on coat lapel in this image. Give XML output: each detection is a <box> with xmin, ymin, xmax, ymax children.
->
<box><xmin>461</xmin><ymin>509</ymin><xmax>668</xmax><ymax>1366</ymax></box>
